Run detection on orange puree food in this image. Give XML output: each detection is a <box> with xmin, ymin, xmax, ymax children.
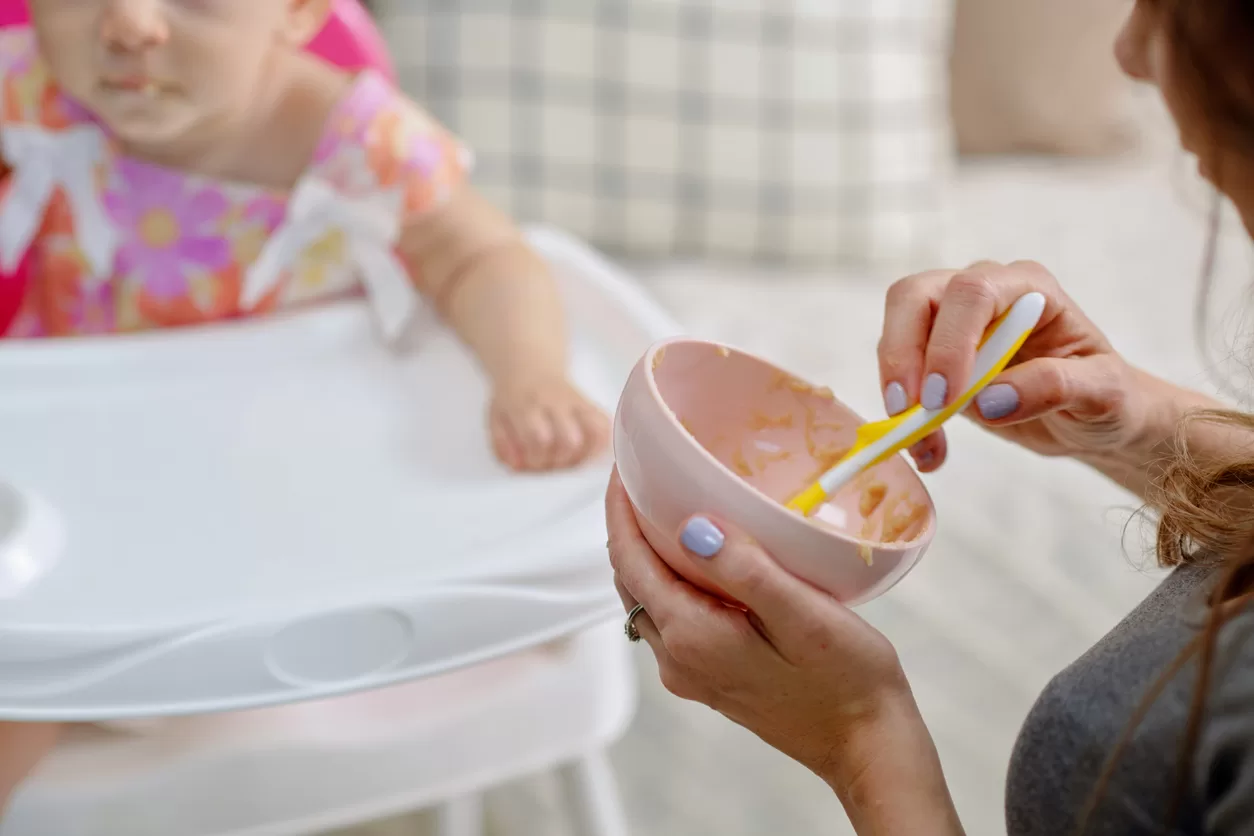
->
<box><xmin>882</xmin><ymin>494</ymin><xmax>928</xmax><ymax>543</ymax></box>
<box><xmin>859</xmin><ymin>481</ymin><xmax>888</xmax><ymax>517</ymax></box>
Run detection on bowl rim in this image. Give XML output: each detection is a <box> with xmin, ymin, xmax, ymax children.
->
<box><xmin>638</xmin><ymin>336</ymin><xmax>937</xmax><ymax>552</ymax></box>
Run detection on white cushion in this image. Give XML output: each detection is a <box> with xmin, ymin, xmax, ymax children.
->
<box><xmin>377</xmin><ymin>0</ymin><xmax>955</xmax><ymax>272</ymax></box>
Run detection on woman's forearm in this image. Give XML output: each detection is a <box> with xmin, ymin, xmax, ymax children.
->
<box><xmin>823</xmin><ymin>698</ymin><xmax>966</xmax><ymax>836</ymax></box>
<box><xmin>1078</xmin><ymin>368</ymin><xmax>1247</xmax><ymax>503</ymax></box>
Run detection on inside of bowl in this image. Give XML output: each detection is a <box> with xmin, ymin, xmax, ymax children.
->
<box><xmin>651</xmin><ymin>342</ymin><xmax>931</xmax><ymax>545</ymax></box>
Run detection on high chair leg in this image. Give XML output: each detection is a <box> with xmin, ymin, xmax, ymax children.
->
<box><xmin>432</xmin><ymin>793</ymin><xmax>483</xmax><ymax>836</ymax></box>
<box><xmin>558</xmin><ymin>752</ymin><xmax>630</xmax><ymax>836</ymax></box>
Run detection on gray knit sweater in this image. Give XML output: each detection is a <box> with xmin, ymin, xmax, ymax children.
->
<box><xmin>1006</xmin><ymin>562</ymin><xmax>1254</xmax><ymax>835</ymax></box>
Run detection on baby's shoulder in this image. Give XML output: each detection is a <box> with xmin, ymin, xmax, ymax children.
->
<box><xmin>0</xmin><ymin>24</ymin><xmax>84</xmax><ymax>129</ymax></box>
<box><xmin>0</xmin><ymin>24</ymin><xmax>37</xmax><ymax>74</ymax></box>
<box><xmin>311</xmin><ymin>71</ymin><xmax>473</xmax><ymax>216</ymax></box>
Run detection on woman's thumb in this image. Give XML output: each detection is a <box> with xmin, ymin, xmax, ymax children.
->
<box><xmin>972</xmin><ymin>354</ymin><xmax>1124</xmax><ymax>425</ymax></box>
<box><xmin>679</xmin><ymin>516</ymin><xmax>822</xmax><ymax>628</ymax></box>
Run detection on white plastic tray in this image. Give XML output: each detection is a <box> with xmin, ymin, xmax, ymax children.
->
<box><xmin>0</xmin><ymin>227</ymin><xmax>681</xmax><ymax>721</ymax></box>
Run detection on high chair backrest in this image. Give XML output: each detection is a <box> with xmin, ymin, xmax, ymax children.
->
<box><xmin>0</xmin><ymin>0</ymin><xmax>395</xmax><ymax>336</ymax></box>
<box><xmin>308</xmin><ymin>0</ymin><xmax>397</xmax><ymax>82</ymax></box>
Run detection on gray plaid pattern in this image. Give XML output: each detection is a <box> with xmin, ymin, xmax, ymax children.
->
<box><xmin>373</xmin><ymin>0</ymin><xmax>953</xmax><ymax>270</ymax></box>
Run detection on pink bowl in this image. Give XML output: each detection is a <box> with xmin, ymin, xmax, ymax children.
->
<box><xmin>614</xmin><ymin>339</ymin><xmax>936</xmax><ymax>606</ymax></box>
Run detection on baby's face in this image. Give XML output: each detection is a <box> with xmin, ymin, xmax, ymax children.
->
<box><xmin>30</xmin><ymin>0</ymin><xmax>319</xmax><ymax>147</ymax></box>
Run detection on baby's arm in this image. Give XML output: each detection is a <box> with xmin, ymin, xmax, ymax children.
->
<box><xmin>397</xmin><ymin>188</ymin><xmax>609</xmax><ymax>471</ymax></box>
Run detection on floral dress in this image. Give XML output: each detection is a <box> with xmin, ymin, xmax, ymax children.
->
<box><xmin>0</xmin><ymin>24</ymin><xmax>471</xmax><ymax>339</ymax></box>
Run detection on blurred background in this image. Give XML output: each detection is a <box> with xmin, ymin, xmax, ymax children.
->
<box><xmin>347</xmin><ymin>1</ymin><xmax>1254</xmax><ymax>834</ymax></box>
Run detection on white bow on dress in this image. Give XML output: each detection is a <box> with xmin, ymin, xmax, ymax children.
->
<box><xmin>242</xmin><ymin>177</ymin><xmax>421</xmax><ymax>342</ymax></box>
<box><xmin>0</xmin><ymin>124</ymin><xmax>118</xmax><ymax>276</ymax></box>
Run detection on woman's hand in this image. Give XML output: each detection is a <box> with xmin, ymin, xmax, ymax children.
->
<box><xmin>606</xmin><ymin>473</ymin><xmax>964</xmax><ymax>834</ymax></box>
<box><xmin>878</xmin><ymin>260</ymin><xmax>1151</xmax><ymax>471</ymax></box>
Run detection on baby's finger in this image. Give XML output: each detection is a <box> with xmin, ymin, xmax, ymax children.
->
<box><xmin>547</xmin><ymin>407</ymin><xmax>587</xmax><ymax>469</ymax></box>
<box><xmin>577</xmin><ymin>404</ymin><xmax>611</xmax><ymax>460</ymax></box>
<box><xmin>489</xmin><ymin>411</ymin><xmax>524</xmax><ymax>471</ymax></box>
<box><xmin>513</xmin><ymin>407</ymin><xmax>556</xmax><ymax>470</ymax></box>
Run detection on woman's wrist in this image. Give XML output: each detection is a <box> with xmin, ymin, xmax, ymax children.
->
<box><xmin>1123</xmin><ymin>368</ymin><xmax>1202</xmax><ymax>455</ymax></box>
<box><xmin>821</xmin><ymin>690</ymin><xmax>965</xmax><ymax>836</ymax></box>
<box><xmin>1077</xmin><ymin>367</ymin><xmax>1227</xmax><ymax>500</ymax></box>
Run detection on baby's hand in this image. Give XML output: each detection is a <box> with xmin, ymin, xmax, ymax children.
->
<box><xmin>489</xmin><ymin>376</ymin><xmax>610</xmax><ymax>472</ymax></box>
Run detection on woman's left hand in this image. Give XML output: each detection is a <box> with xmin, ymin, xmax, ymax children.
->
<box><xmin>606</xmin><ymin>473</ymin><xmax>965</xmax><ymax>833</ymax></box>
<box><xmin>607</xmin><ymin>471</ymin><xmax>921</xmax><ymax>788</ymax></box>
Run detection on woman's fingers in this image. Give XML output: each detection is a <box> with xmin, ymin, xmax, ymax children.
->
<box><xmin>879</xmin><ymin>270</ymin><xmax>951</xmax><ymax>414</ymax></box>
<box><xmin>605</xmin><ymin>473</ymin><xmax>715</xmax><ymax>635</ymax></box>
<box><xmin>880</xmin><ymin>261</ymin><xmax>1067</xmax><ymax>417</ymax></box>
<box><xmin>675</xmin><ymin>515</ymin><xmax>859</xmax><ymax>659</ymax></box>
<box><xmin>921</xmin><ymin>261</ymin><xmax>1063</xmax><ymax>409</ymax></box>
<box><xmin>918</xmin><ymin>268</ymin><xmax>1001</xmax><ymax>410</ymax></box>
<box><xmin>607</xmin><ymin>474</ymin><xmax>769</xmax><ymax>695</ymax></box>
<box><xmin>615</xmin><ymin>575</ymin><xmax>662</xmax><ymax>642</ymax></box>
<box><xmin>907</xmin><ymin>429</ymin><xmax>948</xmax><ymax>472</ymax></box>
<box><xmin>609</xmin><ymin>472</ymin><xmax>866</xmax><ymax>672</ymax></box>
<box><xmin>613</xmin><ymin>574</ymin><xmax>708</xmax><ymax>702</ymax></box>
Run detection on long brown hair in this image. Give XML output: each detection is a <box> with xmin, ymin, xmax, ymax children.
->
<box><xmin>1082</xmin><ymin>0</ymin><xmax>1254</xmax><ymax>830</ymax></box>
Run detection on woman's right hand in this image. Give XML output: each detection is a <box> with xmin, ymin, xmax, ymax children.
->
<box><xmin>878</xmin><ymin>260</ymin><xmax>1155</xmax><ymax>471</ymax></box>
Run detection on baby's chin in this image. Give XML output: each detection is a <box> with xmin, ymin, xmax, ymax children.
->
<box><xmin>97</xmin><ymin>108</ymin><xmax>199</xmax><ymax>151</ymax></box>
<box><xmin>80</xmin><ymin>91</ymin><xmax>199</xmax><ymax>148</ymax></box>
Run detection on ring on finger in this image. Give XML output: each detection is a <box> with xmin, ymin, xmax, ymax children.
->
<box><xmin>624</xmin><ymin>603</ymin><xmax>647</xmax><ymax>643</ymax></box>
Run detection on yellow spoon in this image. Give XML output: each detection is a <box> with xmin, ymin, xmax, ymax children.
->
<box><xmin>786</xmin><ymin>292</ymin><xmax>1047</xmax><ymax>516</ymax></box>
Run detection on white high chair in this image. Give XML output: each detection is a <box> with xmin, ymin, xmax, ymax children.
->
<box><xmin>0</xmin><ymin>228</ymin><xmax>681</xmax><ymax>836</ymax></box>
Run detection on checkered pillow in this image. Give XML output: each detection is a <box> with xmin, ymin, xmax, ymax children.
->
<box><xmin>374</xmin><ymin>0</ymin><xmax>954</xmax><ymax>271</ymax></box>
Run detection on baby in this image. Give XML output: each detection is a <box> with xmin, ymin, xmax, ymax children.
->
<box><xmin>0</xmin><ymin>0</ymin><xmax>609</xmax><ymax>815</ymax></box>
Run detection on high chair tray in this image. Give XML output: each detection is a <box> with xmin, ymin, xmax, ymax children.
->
<box><xmin>0</xmin><ymin>227</ymin><xmax>680</xmax><ymax>721</ymax></box>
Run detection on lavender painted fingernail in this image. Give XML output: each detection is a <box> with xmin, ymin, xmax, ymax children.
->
<box><xmin>976</xmin><ymin>384</ymin><xmax>1019</xmax><ymax>421</ymax></box>
<box><xmin>921</xmin><ymin>373</ymin><xmax>948</xmax><ymax>410</ymax></box>
<box><xmin>681</xmin><ymin>517</ymin><xmax>725</xmax><ymax>558</ymax></box>
<box><xmin>884</xmin><ymin>381</ymin><xmax>908</xmax><ymax>416</ymax></box>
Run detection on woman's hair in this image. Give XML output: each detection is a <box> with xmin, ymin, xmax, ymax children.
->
<box><xmin>1083</xmin><ymin>0</ymin><xmax>1254</xmax><ymax>830</ymax></box>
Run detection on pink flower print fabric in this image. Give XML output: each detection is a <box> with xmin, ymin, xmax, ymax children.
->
<box><xmin>107</xmin><ymin>159</ymin><xmax>233</xmax><ymax>302</ymax></box>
